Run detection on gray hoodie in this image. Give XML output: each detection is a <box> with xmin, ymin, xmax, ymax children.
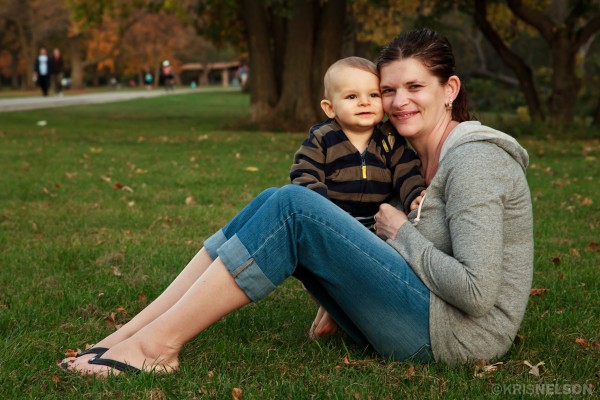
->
<box><xmin>389</xmin><ymin>121</ymin><xmax>534</xmax><ymax>365</ymax></box>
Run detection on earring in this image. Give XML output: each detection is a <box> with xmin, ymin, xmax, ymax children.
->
<box><xmin>445</xmin><ymin>99</ymin><xmax>453</xmax><ymax>111</ymax></box>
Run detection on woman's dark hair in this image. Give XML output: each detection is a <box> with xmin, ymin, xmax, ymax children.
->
<box><xmin>377</xmin><ymin>29</ymin><xmax>470</xmax><ymax>122</ymax></box>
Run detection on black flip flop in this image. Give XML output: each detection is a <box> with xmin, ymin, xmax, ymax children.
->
<box><xmin>77</xmin><ymin>347</ymin><xmax>109</xmax><ymax>357</ymax></box>
<box><xmin>88</xmin><ymin>355</ymin><xmax>142</xmax><ymax>374</ymax></box>
<box><xmin>58</xmin><ymin>347</ymin><xmax>109</xmax><ymax>370</ymax></box>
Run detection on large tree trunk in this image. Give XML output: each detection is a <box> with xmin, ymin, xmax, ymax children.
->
<box><xmin>504</xmin><ymin>0</ymin><xmax>600</xmax><ymax>125</ymax></box>
<box><xmin>275</xmin><ymin>0</ymin><xmax>318</xmax><ymax>131</ymax></box>
<box><xmin>474</xmin><ymin>0</ymin><xmax>545</xmax><ymax>122</ymax></box>
<box><xmin>548</xmin><ymin>30</ymin><xmax>579</xmax><ymax>124</ymax></box>
<box><xmin>241</xmin><ymin>0</ymin><xmax>347</xmax><ymax>131</ymax></box>
<box><xmin>312</xmin><ymin>0</ymin><xmax>346</xmax><ymax>119</ymax></box>
<box><xmin>241</xmin><ymin>0</ymin><xmax>279</xmax><ymax>125</ymax></box>
<box><xmin>69</xmin><ymin>37</ymin><xmax>85</xmax><ymax>89</ymax></box>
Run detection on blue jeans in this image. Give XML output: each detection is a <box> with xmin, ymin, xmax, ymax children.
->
<box><xmin>204</xmin><ymin>185</ymin><xmax>431</xmax><ymax>362</ymax></box>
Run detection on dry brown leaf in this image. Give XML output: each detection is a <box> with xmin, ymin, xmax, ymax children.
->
<box><xmin>185</xmin><ymin>196</ymin><xmax>196</xmax><ymax>205</ymax></box>
<box><xmin>110</xmin><ymin>266</ymin><xmax>122</xmax><ymax>277</ymax></box>
<box><xmin>581</xmin><ymin>197</ymin><xmax>593</xmax><ymax>206</ymax></box>
<box><xmin>116</xmin><ymin>307</ymin><xmax>127</xmax><ymax>315</ymax></box>
<box><xmin>232</xmin><ymin>387</ymin><xmax>242</xmax><ymax>400</ymax></box>
<box><xmin>530</xmin><ymin>288</ymin><xmax>548</xmax><ymax>296</ymax></box>
<box><xmin>64</xmin><ymin>349</ymin><xmax>78</xmax><ymax>358</ymax></box>
<box><xmin>551</xmin><ymin>256</ymin><xmax>561</xmax><ymax>266</ymax></box>
<box><xmin>65</xmin><ymin>172</ymin><xmax>76</xmax><ymax>180</ymax></box>
<box><xmin>474</xmin><ymin>361</ymin><xmax>503</xmax><ymax>378</ymax></box>
<box><xmin>585</xmin><ymin>242</ymin><xmax>600</xmax><ymax>252</ymax></box>
<box><xmin>523</xmin><ymin>360</ymin><xmax>544</xmax><ymax>376</ymax></box>
<box><xmin>138</xmin><ymin>293</ymin><xmax>147</xmax><ymax>306</ymax></box>
<box><xmin>570</xmin><ymin>248</ymin><xmax>580</xmax><ymax>257</ymax></box>
<box><xmin>406</xmin><ymin>365</ymin><xmax>415</xmax><ymax>378</ymax></box>
<box><xmin>52</xmin><ymin>374</ymin><xmax>61</xmax><ymax>384</ymax></box>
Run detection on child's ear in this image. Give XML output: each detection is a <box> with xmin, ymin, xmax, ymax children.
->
<box><xmin>320</xmin><ymin>99</ymin><xmax>336</xmax><ymax>118</ymax></box>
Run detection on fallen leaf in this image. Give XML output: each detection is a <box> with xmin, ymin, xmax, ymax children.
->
<box><xmin>570</xmin><ymin>248</ymin><xmax>580</xmax><ymax>257</ymax></box>
<box><xmin>65</xmin><ymin>172</ymin><xmax>76</xmax><ymax>180</ymax></box>
<box><xmin>551</xmin><ymin>256</ymin><xmax>561</xmax><ymax>266</ymax></box>
<box><xmin>37</xmin><ymin>120</ymin><xmax>47</xmax><ymax>126</ymax></box>
<box><xmin>243</xmin><ymin>166</ymin><xmax>258</xmax><ymax>172</ymax></box>
<box><xmin>110</xmin><ymin>266</ymin><xmax>122</xmax><ymax>277</ymax></box>
<box><xmin>89</xmin><ymin>147</ymin><xmax>103</xmax><ymax>153</ymax></box>
<box><xmin>64</xmin><ymin>349</ymin><xmax>78</xmax><ymax>358</ymax></box>
<box><xmin>585</xmin><ymin>242</ymin><xmax>600</xmax><ymax>253</ymax></box>
<box><xmin>114</xmin><ymin>183</ymin><xmax>134</xmax><ymax>192</ymax></box>
<box><xmin>232</xmin><ymin>387</ymin><xmax>242</xmax><ymax>400</ymax></box>
<box><xmin>185</xmin><ymin>196</ymin><xmax>196</xmax><ymax>205</ymax></box>
<box><xmin>406</xmin><ymin>365</ymin><xmax>415</xmax><ymax>378</ymax></box>
<box><xmin>138</xmin><ymin>293</ymin><xmax>147</xmax><ymax>306</ymax></box>
<box><xmin>523</xmin><ymin>360</ymin><xmax>544</xmax><ymax>376</ymax></box>
<box><xmin>52</xmin><ymin>374</ymin><xmax>60</xmax><ymax>384</ymax></box>
<box><xmin>530</xmin><ymin>288</ymin><xmax>548</xmax><ymax>296</ymax></box>
<box><xmin>100</xmin><ymin>175</ymin><xmax>111</xmax><ymax>183</ymax></box>
<box><xmin>581</xmin><ymin>197</ymin><xmax>593</xmax><ymax>206</ymax></box>
<box><xmin>208</xmin><ymin>370</ymin><xmax>214</xmax><ymax>378</ymax></box>
<box><xmin>474</xmin><ymin>361</ymin><xmax>503</xmax><ymax>378</ymax></box>
<box><xmin>116</xmin><ymin>307</ymin><xmax>127</xmax><ymax>315</ymax></box>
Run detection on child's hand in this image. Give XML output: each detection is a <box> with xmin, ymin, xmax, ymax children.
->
<box><xmin>410</xmin><ymin>189</ymin><xmax>427</xmax><ymax>211</ymax></box>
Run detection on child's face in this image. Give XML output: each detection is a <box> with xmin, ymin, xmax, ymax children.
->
<box><xmin>321</xmin><ymin>67</ymin><xmax>384</xmax><ymax>135</ymax></box>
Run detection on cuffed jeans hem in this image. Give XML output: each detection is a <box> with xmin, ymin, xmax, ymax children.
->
<box><xmin>217</xmin><ymin>234</ymin><xmax>276</xmax><ymax>302</ymax></box>
<box><xmin>204</xmin><ymin>229</ymin><xmax>228</xmax><ymax>261</ymax></box>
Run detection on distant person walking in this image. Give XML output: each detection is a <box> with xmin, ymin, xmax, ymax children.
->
<box><xmin>50</xmin><ymin>48</ymin><xmax>65</xmax><ymax>96</ymax></box>
<box><xmin>161</xmin><ymin>60</ymin><xmax>175</xmax><ymax>91</ymax></box>
<box><xmin>33</xmin><ymin>47</ymin><xmax>51</xmax><ymax>97</ymax></box>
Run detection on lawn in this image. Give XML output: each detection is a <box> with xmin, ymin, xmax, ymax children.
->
<box><xmin>0</xmin><ymin>91</ymin><xmax>598</xmax><ymax>399</ymax></box>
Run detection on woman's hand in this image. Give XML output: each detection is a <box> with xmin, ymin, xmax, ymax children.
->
<box><xmin>374</xmin><ymin>203</ymin><xmax>409</xmax><ymax>240</ymax></box>
<box><xmin>308</xmin><ymin>306</ymin><xmax>338</xmax><ymax>339</ymax></box>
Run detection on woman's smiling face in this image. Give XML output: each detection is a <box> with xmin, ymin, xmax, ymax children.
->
<box><xmin>379</xmin><ymin>58</ymin><xmax>450</xmax><ymax>141</ymax></box>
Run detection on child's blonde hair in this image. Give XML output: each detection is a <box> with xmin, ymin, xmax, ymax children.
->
<box><xmin>323</xmin><ymin>56</ymin><xmax>378</xmax><ymax>98</ymax></box>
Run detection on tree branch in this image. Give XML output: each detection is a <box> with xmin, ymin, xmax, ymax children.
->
<box><xmin>506</xmin><ymin>0</ymin><xmax>554</xmax><ymax>41</ymax></box>
<box><xmin>576</xmin><ymin>15</ymin><xmax>600</xmax><ymax>48</ymax></box>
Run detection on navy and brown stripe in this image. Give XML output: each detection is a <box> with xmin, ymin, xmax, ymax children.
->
<box><xmin>290</xmin><ymin>118</ymin><xmax>426</xmax><ymax>228</ymax></box>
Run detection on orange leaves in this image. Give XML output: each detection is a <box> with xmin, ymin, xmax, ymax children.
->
<box><xmin>232</xmin><ymin>387</ymin><xmax>242</xmax><ymax>400</ymax></box>
<box><xmin>575</xmin><ymin>338</ymin><xmax>600</xmax><ymax>349</ymax></box>
<box><xmin>530</xmin><ymin>288</ymin><xmax>548</xmax><ymax>296</ymax></box>
<box><xmin>64</xmin><ymin>349</ymin><xmax>78</xmax><ymax>358</ymax></box>
<box><xmin>104</xmin><ymin>306</ymin><xmax>127</xmax><ymax>330</ymax></box>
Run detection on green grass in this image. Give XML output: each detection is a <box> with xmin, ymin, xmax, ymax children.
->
<box><xmin>0</xmin><ymin>92</ymin><xmax>598</xmax><ymax>399</ymax></box>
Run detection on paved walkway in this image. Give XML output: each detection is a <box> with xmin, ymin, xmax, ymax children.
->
<box><xmin>0</xmin><ymin>87</ymin><xmax>239</xmax><ymax>112</ymax></box>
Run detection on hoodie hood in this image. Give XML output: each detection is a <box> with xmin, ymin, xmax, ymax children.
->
<box><xmin>439</xmin><ymin>121</ymin><xmax>529</xmax><ymax>172</ymax></box>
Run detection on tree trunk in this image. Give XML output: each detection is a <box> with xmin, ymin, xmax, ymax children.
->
<box><xmin>548</xmin><ymin>30</ymin><xmax>580</xmax><ymax>124</ymax></box>
<box><xmin>474</xmin><ymin>0</ymin><xmax>545</xmax><ymax>122</ymax></box>
<box><xmin>10</xmin><ymin>49</ymin><xmax>20</xmax><ymax>89</ymax></box>
<box><xmin>241</xmin><ymin>0</ymin><xmax>279</xmax><ymax>126</ymax></box>
<box><xmin>275</xmin><ymin>0</ymin><xmax>318</xmax><ymax>131</ymax></box>
<box><xmin>312</xmin><ymin>0</ymin><xmax>346</xmax><ymax>119</ymax></box>
<box><xmin>69</xmin><ymin>36</ymin><xmax>85</xmax><ymax>89</ymax></box>
<box><xmin>593</xmin><ymin>98</ymin><xmax>600</xmax><ymax>127</ymax></box>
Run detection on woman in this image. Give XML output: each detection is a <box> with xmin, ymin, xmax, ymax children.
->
<box><xmin>60</xmin><ymin>29</ymin><xmax>533</xmax><ymax>374</ymax></box>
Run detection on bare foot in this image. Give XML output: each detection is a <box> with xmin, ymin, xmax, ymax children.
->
<box><xmin>308</xmin><ymin>306</ymin><xmax>338</xmax><ymax>339</ymax></box>
<box><xmin>67</xmin><ymin>337</ymin><xmax>180</xmax><ymax>376</ymax></box>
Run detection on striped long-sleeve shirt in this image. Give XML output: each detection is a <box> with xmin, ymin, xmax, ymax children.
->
<box><xmin>290</xmin><ymin>118</ymin><xmax>426</xmax><ymax>229</ymax></box>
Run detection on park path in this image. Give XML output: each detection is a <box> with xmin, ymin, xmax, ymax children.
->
<box><xmin>0</xmin><ymin>87</ymin><xmax>239</xmax><ymax>113</ymax></box>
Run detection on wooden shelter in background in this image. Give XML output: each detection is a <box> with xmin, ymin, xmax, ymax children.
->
<box><xmin>179</xmin><ymin>61</ymin><xmax>240</xmax><ymax>86</ymax></box>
